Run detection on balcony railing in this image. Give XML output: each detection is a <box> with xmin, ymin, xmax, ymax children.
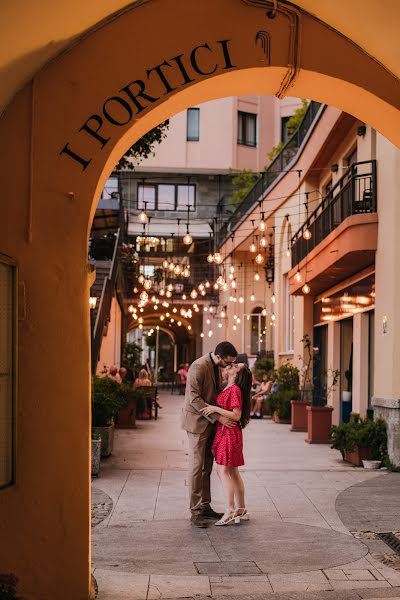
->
<box><xmin>291</xmin><ymin>160</ymin><xmax>377</xmax><ymax>268</ymax></box>
<box><xmin>218</xmin><ymin>101</ymin><xmax>323</xmax><ymax>241</ymax></box>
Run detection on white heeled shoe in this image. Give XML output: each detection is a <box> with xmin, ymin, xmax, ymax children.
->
<box><xmin>215</xmin><ymin>509</ymin><xmax>236</xmax><ymax>526</ymax></box>
<box><xmin>234</xmin><ymin>508</ymin><xmax>249</xmax><ymax>523</ymax></box>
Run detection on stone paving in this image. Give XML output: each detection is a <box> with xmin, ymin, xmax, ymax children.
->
<box><xmin>91</xmin><ymin>393</ymin><xmax>400</xmax><ymax>599</ymax></box>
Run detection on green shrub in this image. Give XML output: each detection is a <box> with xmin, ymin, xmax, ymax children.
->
<box><xmin>92</xmin><ymin>376</ymin><xmax>124</xmax><ymax>427</ymax></box>
<box><xmin>268</xmin><ymin>389</ymin><xmax>301</xmax><ymax>420</ymax></box>
<box><xmin>254</xmin><ymin>357</ymin><xmax>274</xmax><ymax>380</ymax></box>
<box><xmin>330</xmin><ymin>418</ymin><xmax>387</xmax><ymax>461</ymax></box>
<box><xmin>277</xmin><ymin>362</ymin><xmax>300</xmax><ymax>391</ymax></box>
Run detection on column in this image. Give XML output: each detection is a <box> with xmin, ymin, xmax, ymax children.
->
<box><xmin>327</xmin><ymin>321</ymin><xmax>341</xmax><ymax>425</ymax></box>
<box><xmin>352</xmin><ymin>312</ymin><xmax>369</xmax><ymax>417</ymax></box>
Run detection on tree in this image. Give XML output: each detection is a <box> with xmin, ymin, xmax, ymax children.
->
<box><xmin>267</xmin><ymin>99</ymin><xmax>309</xmax><ymax>162</ymax></box>
<box><xmin>116</xmin><ymin>121</ymin><xmax>169</xmax><ymax>170</ymax></box>
<box><xmin>228</xmin><ymin>168</ymin><xmax>258</xmax><ymax>207</ymax></box>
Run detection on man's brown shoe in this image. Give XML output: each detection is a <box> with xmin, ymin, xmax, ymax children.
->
<box><xmin>191</xmin><ymin>515</ymin><xmax>209</xmax><ymax>528</ymax></box>
<box><xmin>200</xmin><ymin>507</ymin><xmax>224</xmax><ymax>520</ymax></box>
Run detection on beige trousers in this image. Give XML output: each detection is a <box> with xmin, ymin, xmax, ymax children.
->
<box><xmin>187</xmin><ymin>427</ymin><xmax>215</xmax><ymax>515</ymax></box>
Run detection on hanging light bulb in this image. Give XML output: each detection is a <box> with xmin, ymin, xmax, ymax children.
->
<box><xmin>295</xmin><ymin>269</ymin><xmax>302</xmax><ymax>283</ymax></box>
<box><xmin>271</xmin><ymin>293</ymin><xmax>276</xmax><ymax>304</ymax></box>
<box><xmin>183</xmin><ymin>267</ymin><xmax>190</xmax><ymax>278</ymax></box>
<box><xmin>138</xmin><ymin>274</ymin><xmax>145</xmax><ymax>284</ymax></box>
<box><xmin>167</xmin><ymin>283</ymin><xmax>173</xmax><ymax>292</ymax></box>
<box><xmin>216</xmin><ymin>275</ymin><xmax>225</xmax><ymax>286</ymax></box>
<box><xmin>221</xmin><ymin>310</ymin><xmax>226</xmax><ymax>318</ymax></box>
<box><xmin>271</xmin><ymin>313</ymin><xmax>276</xmax><ymax>321</ymax></box>
<box><xmin>213</xmin><ymin>252</ymin><xmax>223</xmax><ymax>264</ymax></box>
<box><xmin>239</xmin><ymin>296</ymin><xmax>244</xmax><ymax>304</ymax></box>
<box><xmin>259</xmin><ymin>219</ymin><xmax>266</xmax><ymax>232</ymax></box>
<box><xmin>231</xmin><ymin>280</ymin><xmax>237</xmax><ymax>289</ymax></box>
<box><xmin>183</xmin><ymin>231</ymin><xmax>193</xmax><ymax>245</ymax></box>
<box><xmin>208</xmin><ymin>330</ymin><xmax>213</xmax><ymax>337</ymax></box>
<box><xmin>250</xmin><ymin>293</ymin><xmax>255</xmax><ymax>301</ymax></box>
<box><xmin>286</xmin><ymin>248</ymin><xmax>291</xmax><ymax>257</ymax></box>
<box><xmin>205</xmin><ymin>281</ymin><xmax>210</xmax><ymax>288</ymax></box>
<box><xmin>233</xmin><ymin>325</ymin><xmax>237</xmax><ymax>331</ymax></box>
<box><xmin>254</xmin><ymin>272</ymin><xmax>260</xmax><ymax>281</ymax></box>
<box><xmin>143</xmin><ymin>279</ymin><xmax>152</xmax><ymax>291</ymax></box>
<box><xmin>250</xmin><ymin>242</ymin><xmax>256</xmax><ymax>253</ymax></box>
<box><xmin>260</xmin><ymin>236</ymin><xmax>267</xmax><ymax>248</ymax></box>
<box><xmin>182</xmin><ymin>293</ymin><xmax>187</xmax><ymax>300</ymax></box>
<box><xmin>166</xmin><ymin>290</ymin><xmax>172</xmax><ymax>298</ymax></box>
<box><xmin>139</xmin><ymin>210</ymin><xmax>148</xmax><ymax>223</ymax></box>
<box><xmin>222</xmin><ymin>283</ymin><xmax>229</xmax><ymax>292</ymax></box>
<box><xmin>207</xmin><ymin>253</ymin><xmax>214</xmax><ymax>263</ymax></box>
<box><xmin>133</xmin><ymin>286</ymin><xmax>139</xmax><ymax>294</ymax></box>
<box><xmin>302</xmin><ymin>283</ymin><xmax>311</xmax><ymax>294</ymax></box>
<box><xmin>262</xmin><ymin>308</ymin><xmax>267</xmax><ymax>317</ymax></box>
<box><xmin>201</xmin><ymin>290</ymin><xmax>206</xmax><ymax>296</ymax></box>
<box><xmin>139</xmin><ymin>291</ymin><xmax>148</xmax><ymax>302</ymax></box>
<box><xmin>168</xmin><ymin>262</ymin><xmax>175</xmax><ymax>272</ymax></box>
<box><xmin>163</xmin><ymin>259</ymin><xmax>169</xmax><ymax>269</ymax></box>
<box><xmin>159</xmin><ymin>289</ymin><xmax>165</xmax><ymax>296</ymax></box>
<box><xmin>213</xmin><ymin>283</ymin><xmax>218</xmax><ymax>290</ymax></box>
<box><xmin>237</xmin><ymin>318</ymin><xmax>241</xmax><ymax>324</ymax></box>
<box><xmin>200</xmin><ymin>332</ymin><xmax>204</xmax><ymax>338</ymax></box>
<box><xmin>255</xmin><ymin>253</ymin><xmax>264</xmax><ymax>264</ymax></box>
<box><xmin>172</xmin><ymin>307</ymin><xmax>177</xmax><ymax>313</ymax></box>
<box><xmin>206</xmin><ymin>318</ymin><xmax>210</xmax><ymax>325</ymax></box>
<box><xmin>209</xmin><ymin>307</ymin><xmax>214</xmax><ymax>313</ymax></box>
<box><xmin>303</xmin><ymin>228</ymin><xmax>312</xmax><ymax>240</ymax></box>
<box><xmin>190</xmin><ymin>289</ymin><xmax>198</xmax><ymax>299</ymax></box>
<box><xmin>174</xmin><ymin>263</ymin><xmax>182</xmax><ymax>275</ymax></box>
<box><xmin>218</xmin><ymin>322</ymin><xmax>222</xmax><ymax>328</ymax></box>
<box><xmin>230</xmin><ymin>265</ymin><xmax>235</xmax><ymax>274</ymax></box>
<box><xmin>198</xmin><ymin>283</ymin><xmax>205</xmax><ymax>291</ymax></box>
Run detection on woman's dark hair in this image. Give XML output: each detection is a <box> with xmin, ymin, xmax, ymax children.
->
<box><xmin>235</xmin><ymin>365</ymin><xmax>252</xmax><ymax>429</ymax></box>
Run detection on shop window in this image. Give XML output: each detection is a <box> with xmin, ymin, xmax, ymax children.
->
<box><xmin>340</xmin><ymin>318</ymin><xmax>353</xmax><ymax>423</ymax></box>
<box><xmin>237</xmin><ymin>111</ymin><xmax>257</xmax><ymax>147</ymax></box>
<box><xmin>313</xmin><ymin>325</ymin><xmax>327</xmax><ymax>403</ymax></box>
<box><xmin>137</xmin><ymin>183</ymin><xmax>196</xmax><ymax>211</ymax></box>
<box><xmin>187</xmin><ymin>108</ymin><xmax>200</xmax><ymax>142</ymax></box>
<box><xmin>0</xmin><ymin>256</ymin><xmax>16</xmax><ymax>488</ymax></box>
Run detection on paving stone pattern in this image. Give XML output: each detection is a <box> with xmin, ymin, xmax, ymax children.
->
<box><xmin>92</xmin><ymin>393</ymin><xmax>400</xmax><ymax>599</ymax></box>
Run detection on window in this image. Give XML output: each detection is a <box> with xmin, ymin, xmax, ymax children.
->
<box><xmin>284</xmin><ymin>275</ymin><xmax>294</xmax><ymax>352</ymax></box>
<box><xmin>137</xmin><ymin>183</ymin><xmax>196</xmax><ymax>211</ymax></box>
<box><xmin>0</xmin><ymin>256</ymin><xmax>16</xmax><ymax>488</ymax></box>
<box><xmin>237</xmin><ymin>111</ymin><xmax>257</xmax><ymax>147</ymax></box>
<box><xmin>187</xmin><ymin>108</ymin><xmax>200</xmax><ymax>142</ymax></box>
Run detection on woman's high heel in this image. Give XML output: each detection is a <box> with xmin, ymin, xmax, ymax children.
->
<box><xmin>215</xmin><ymin>510</ymin><xmax>236</xmax><ymax>526</ymax></box>
<box><xmin>234</xmin><ymin>508</ymin><xmax>249</xmax><ymax>524</ymax></box>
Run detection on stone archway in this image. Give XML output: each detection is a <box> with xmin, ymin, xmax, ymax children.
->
<box><xmin>0</xmin><ymin>1</ymin><xmax>399</xmax><ymax>598</ymax></box>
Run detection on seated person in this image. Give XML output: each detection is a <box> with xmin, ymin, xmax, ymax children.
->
<box><xmin>134</xmin><ymin>368</ymin><xmax>162</xmax><ymax>410</ymax></box>
<box><xmin>251</xmin><ymin>374</ymin><xmax>272</xmax><ymax>418</ymax></box>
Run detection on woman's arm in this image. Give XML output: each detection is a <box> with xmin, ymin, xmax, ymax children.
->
<box><xmin>200</xmin><ymin>405</ymin><xmax>241</xmax><ymax>421</ymax></box>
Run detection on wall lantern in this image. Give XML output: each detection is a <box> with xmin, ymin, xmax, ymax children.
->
<box><xmin>357</xmin><ymin>125</ymin><xmax>367</xmax><ymax>137</ymax></box>
<box><xmin>331</xmin><ymin>163</ymin><xmax>339</xmax><ymax>173</ymax></box>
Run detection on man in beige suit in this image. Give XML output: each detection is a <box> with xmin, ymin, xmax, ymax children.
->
<box><xmin>181</xmin><ymin>341</ymin><xmax>238</xmax><ymax>527</ymax></box>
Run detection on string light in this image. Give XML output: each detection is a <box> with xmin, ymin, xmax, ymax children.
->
<box><xmin>213</xmin><ymin>252</ymin><xmax>223</xmax><ymax>264</ymax></box>
<box><xmin>200</xmin><ymin>332</ymin><xmax>204</xmax><ymax>338</ymax></box>
<box><xmin>138</xmin><ymin>274</ymin><xmax>145</xmax><ymax>284</ymax></box>
<box><xmin>207</xmin><ymin>253</ymin><xmax>214</xmax><ymax>263</ymax></box>
<box><xmin>302</xmin><ymin>283</ymin><xmax>311</xmax><ymax>294</ymax></box>
<box><xmin>220</xmin><ymin>310</ymin><xmax>226</xmax><ymax>318</ymax></box>
<box><xmin>255</xmin><ymin>272</ymin><xmax>260</xmax><ymax>281</ymax></box>
<box><xmin>183</xmin><ymin>232</ymin><xmax>193</xmax><ymax>245</ymax></box>
<box><xmin>250</xmin><ymin>242</ymin><xmax>256</xmax><ymax>253</ymax></box>
<box><xmin>303</xmin><ymin>228</ymin><xmax>312</xmax><ymax>240</ymax></box>
<box><xmin>255</xmin><ymin>253</ymin><xmax>264</xmax><ymax>265</ymax></box>
<box><xmin>218</xmin><ymin>323</ymin><xmax>222</xmax><ymax>328</ymax></box>
<box><xmin>259</xmin><ymin>212</ymin><xmax>266</xmax><ymax>231</ymax></box>
<box><xmin>250</xmin><ymin>293</ymin><xmax>255</xmax><ymax>301</ymax></box>
<box><xmin>190</xmin><ymin>289</ymin><xmax>198</xmax><ymax>299</ymax></box>
<box><xmin>239</xmin><ymin>296</ymin><xmax>244</xmax><ymax>304</ymax></box>
<box><xmin>139</xmin><ymin>291</ymin><xmax>148</xmax><ymax>302</ymax></box>
<box><xmin>166</xmin><ymin>290</ymin><xmax>172</xmax><ymax>298</ymax></box>
<box><xmin>262</xmin><ymin>308</ymin><xmax>267</xmax><ymax>317</ymax></box>
<box><xmin>182</xmin><ymin>293</ymin><xmax>187</xmax><ymax>300</ymax></box>
<box><xmin>183</xmin><ymin>267</ymin><xmax>190</xmax><ymax>278</ymax></box>
<box><xmin>295</xmin><ymin>269</ymin><xmax>302</xmax><ymax>283</ymax></box>
<box><xmin>139</xmin><ymin>208</ymin><xmax>148</xmax><ymax>223</ymax></box>
<box><xmin>163</xmin><ymin>259</ymin><xmax>168</xmax><ymax>268</ymax></box>
<box><xmin>208</xmin><ymin>330</ymin><xmax>213</xmax><ymax>337</ymax></box>
<box><xmin>260</xmin><ymin>236</ymin><xmax>267</xmax><ymax>248</ymax></box>
<box><xmin>143</xmin><ymin>279</ymin><xmax>152</xmax><ymax>291</ymax></box>
<box><xmin>271</xmin><ymin>293</ymin><xmax>276</xmax><ymax>303</ymax></box>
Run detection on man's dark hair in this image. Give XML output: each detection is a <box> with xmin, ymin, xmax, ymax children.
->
<box><xmin>214</xmin><ymin>341</ymin><xmax>238</xmax><ymax>359</ymax></box>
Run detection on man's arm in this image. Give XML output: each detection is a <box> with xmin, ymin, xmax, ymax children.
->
<box><xmin>186</xmin><ymin>364</ymin><xmax>218</xmax><ymax>423</ymax></box>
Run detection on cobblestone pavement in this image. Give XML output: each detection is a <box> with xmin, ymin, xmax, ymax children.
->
<box><xmin>91</xmin><ymin>393</ymin><xmax>400</xmax><ymax>600</ymax></box>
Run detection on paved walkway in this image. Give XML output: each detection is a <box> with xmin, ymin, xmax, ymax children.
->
<box><xmin>92</xmin><ymin>393</ymin><xmax>400</xmax><ymax>600</ymax></box>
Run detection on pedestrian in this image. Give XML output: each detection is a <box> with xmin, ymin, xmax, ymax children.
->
<box><xmin>201</xmin><ymin>362</ymin><xmax>251</xmax><ymax>526</ymax></box>
<box><xmin>108</xmin><ymin>365</ymin><xmax>122</xmax><ymax>384</ymax></box>
<box><xmin>181</xmin><ymin>341</ymin><xmax>238</xmax><ymax>528</ymax></box>
<box><xmin>251</xmin><ymin>374</ymin><xmax>272</xmax><ymax>418</ymax></box>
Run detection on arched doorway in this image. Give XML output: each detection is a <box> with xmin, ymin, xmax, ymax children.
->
<box><xmin>0</xmin><ymin>1</ymin><xmax>399</xmax><ymax>597</ymax></box>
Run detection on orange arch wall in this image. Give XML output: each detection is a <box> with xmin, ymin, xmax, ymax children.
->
<box><xmin>0</xmin><ymin>1</ymin><xmax>399</xmax><ymax>598</ymax></box>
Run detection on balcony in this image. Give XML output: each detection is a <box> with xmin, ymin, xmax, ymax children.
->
<box><xmin>218</xmin><ymin>101</ymin><xmax>323</xmax><ymax>241</ymax></box>
<box><xmin>289</xmin><ymin>160</ymin><xmax>377</xmax><ymax>295</ymax></box>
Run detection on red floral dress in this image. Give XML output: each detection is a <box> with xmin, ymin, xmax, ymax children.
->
<box><xmin>212</xmin><ymin>384</ymin><xmax>244</xmax><ymax>467</ymax></box>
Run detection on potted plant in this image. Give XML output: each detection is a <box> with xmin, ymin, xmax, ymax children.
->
<box><xmin>331</xmin><ymin>418</ymin><xmax>387</xmax><ymax>467</ymax></box>
<box><xmin>291</xmin><ymin>334</ymin><xmax>313</xmax><ymax>432</ymax></box>
<box><xmin>91</xmin><ymin>431</ymin><xmax>102</xmax><ymax>477</ymax></box>
<box><xmin>306</xmin><ymin>367</ymin><xmax>340</xmax><ymax>444</ymax></box>
<box><xmin>115</xmin><ymin>384</ymin><xmax>145</xmax><ymax>428</ymax></box>
<box><xmin>271</xmin><ymin>362</ymin><xmax>300</xmax><ymax>424</ymax></box>
<box><xmin>253</xmin><ymin>356</ymin><xmax>274</xmax><ymax>381</ymax></box>
<box><xmin>92</xmin><ymin>375</ymin><xmax>123</xmax><ymax>457</ymax></box>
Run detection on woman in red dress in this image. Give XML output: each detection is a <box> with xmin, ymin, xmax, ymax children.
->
<box><xmin>201</xmin><ymin>362</ymin><xmax>252</xmax><ymax>526</ymax></box>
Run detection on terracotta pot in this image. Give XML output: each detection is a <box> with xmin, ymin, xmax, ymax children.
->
<box><xmin>306</xmin><ymin>405</ymin><xmax>334</xmax><ymax>444</ymax></box>
<box><xmin>290</xmin><ymin>400</ymin><xmax>311</xmax><ymax>432</ymax></box>
<box><xmin>273</xmin><ymin>411</ymin><xmax>291</xmax><ymax>425</ymax></box>
<box><xmin>116</xmin><ymin>396</ymin><xmax>137</xmax><ymax>429</ymax></box>
<box><xmin>344</xmin><ymin>446</ymin><xmax>370</xmax><ymax>466</ymax></box>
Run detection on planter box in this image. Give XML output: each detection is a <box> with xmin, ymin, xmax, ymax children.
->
<box><xmin>306</xmin><ymin>405</ymin><xmax>333</xmax><ymax>444</ymax></box>
<box><xmin>291</xmin><ymin>400</ymin><xmax>311</xmax><ymax>432</ymax></box>
<box><xmin>273</xmin><ymin>411</ymin><xmax>291</xmax><ymax>425</ymax></box>
<box><xmin>92</xmin><ymin>424</ymin><xmax>114</xmax><ymax>457</ymax></box>
<box><xmin>116</xmin><ymin>397</ymin><xmax>137</xmax><ymax>429</ymax></box>
<box><xmin>344</xmin><ymin>446</ymin><xmax>370</xmax><ymax>466</ymax></box>
<box><xmin>91</xmin><ymin>438</ymin><xmax>101</xmax><ymax>477</ymax></box>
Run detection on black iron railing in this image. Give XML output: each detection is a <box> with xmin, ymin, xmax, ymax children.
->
<box><xmin>218</xmin><ymin>101</ymin><xmax>323</xmax><ymax>241</ymax></box>
<box><xmin>291</xmin><ymin>160</ymin><xmax>377</xmax><ymax>268</ymax></box>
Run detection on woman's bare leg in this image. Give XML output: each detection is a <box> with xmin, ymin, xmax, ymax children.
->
<box><xmin>216</xmin><ymin>464</ymin><xmax>235</xmax><ymax>510</ymax></box>
<box><xmin>229</xmin><ymin>467</ymin><xmax>245</xmax><ymax>509</ymax></box>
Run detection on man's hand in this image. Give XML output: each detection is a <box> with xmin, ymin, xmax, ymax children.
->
<box><xmin>218</xmin><ymin>415</ymin><xmax>235</xmax><ymax>428</ymax></box>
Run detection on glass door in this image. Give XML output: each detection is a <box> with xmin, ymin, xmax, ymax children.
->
<box><xmin>340</xmin><ymin>318</ymin><xmax>353</xmax><ymax>422</ymax></box>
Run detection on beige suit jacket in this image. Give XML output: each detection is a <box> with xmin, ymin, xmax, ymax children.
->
<box><xmin>181</xmin><ymin>353</ymin><xmax>222</xmax><ymax>434</ymax></box>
